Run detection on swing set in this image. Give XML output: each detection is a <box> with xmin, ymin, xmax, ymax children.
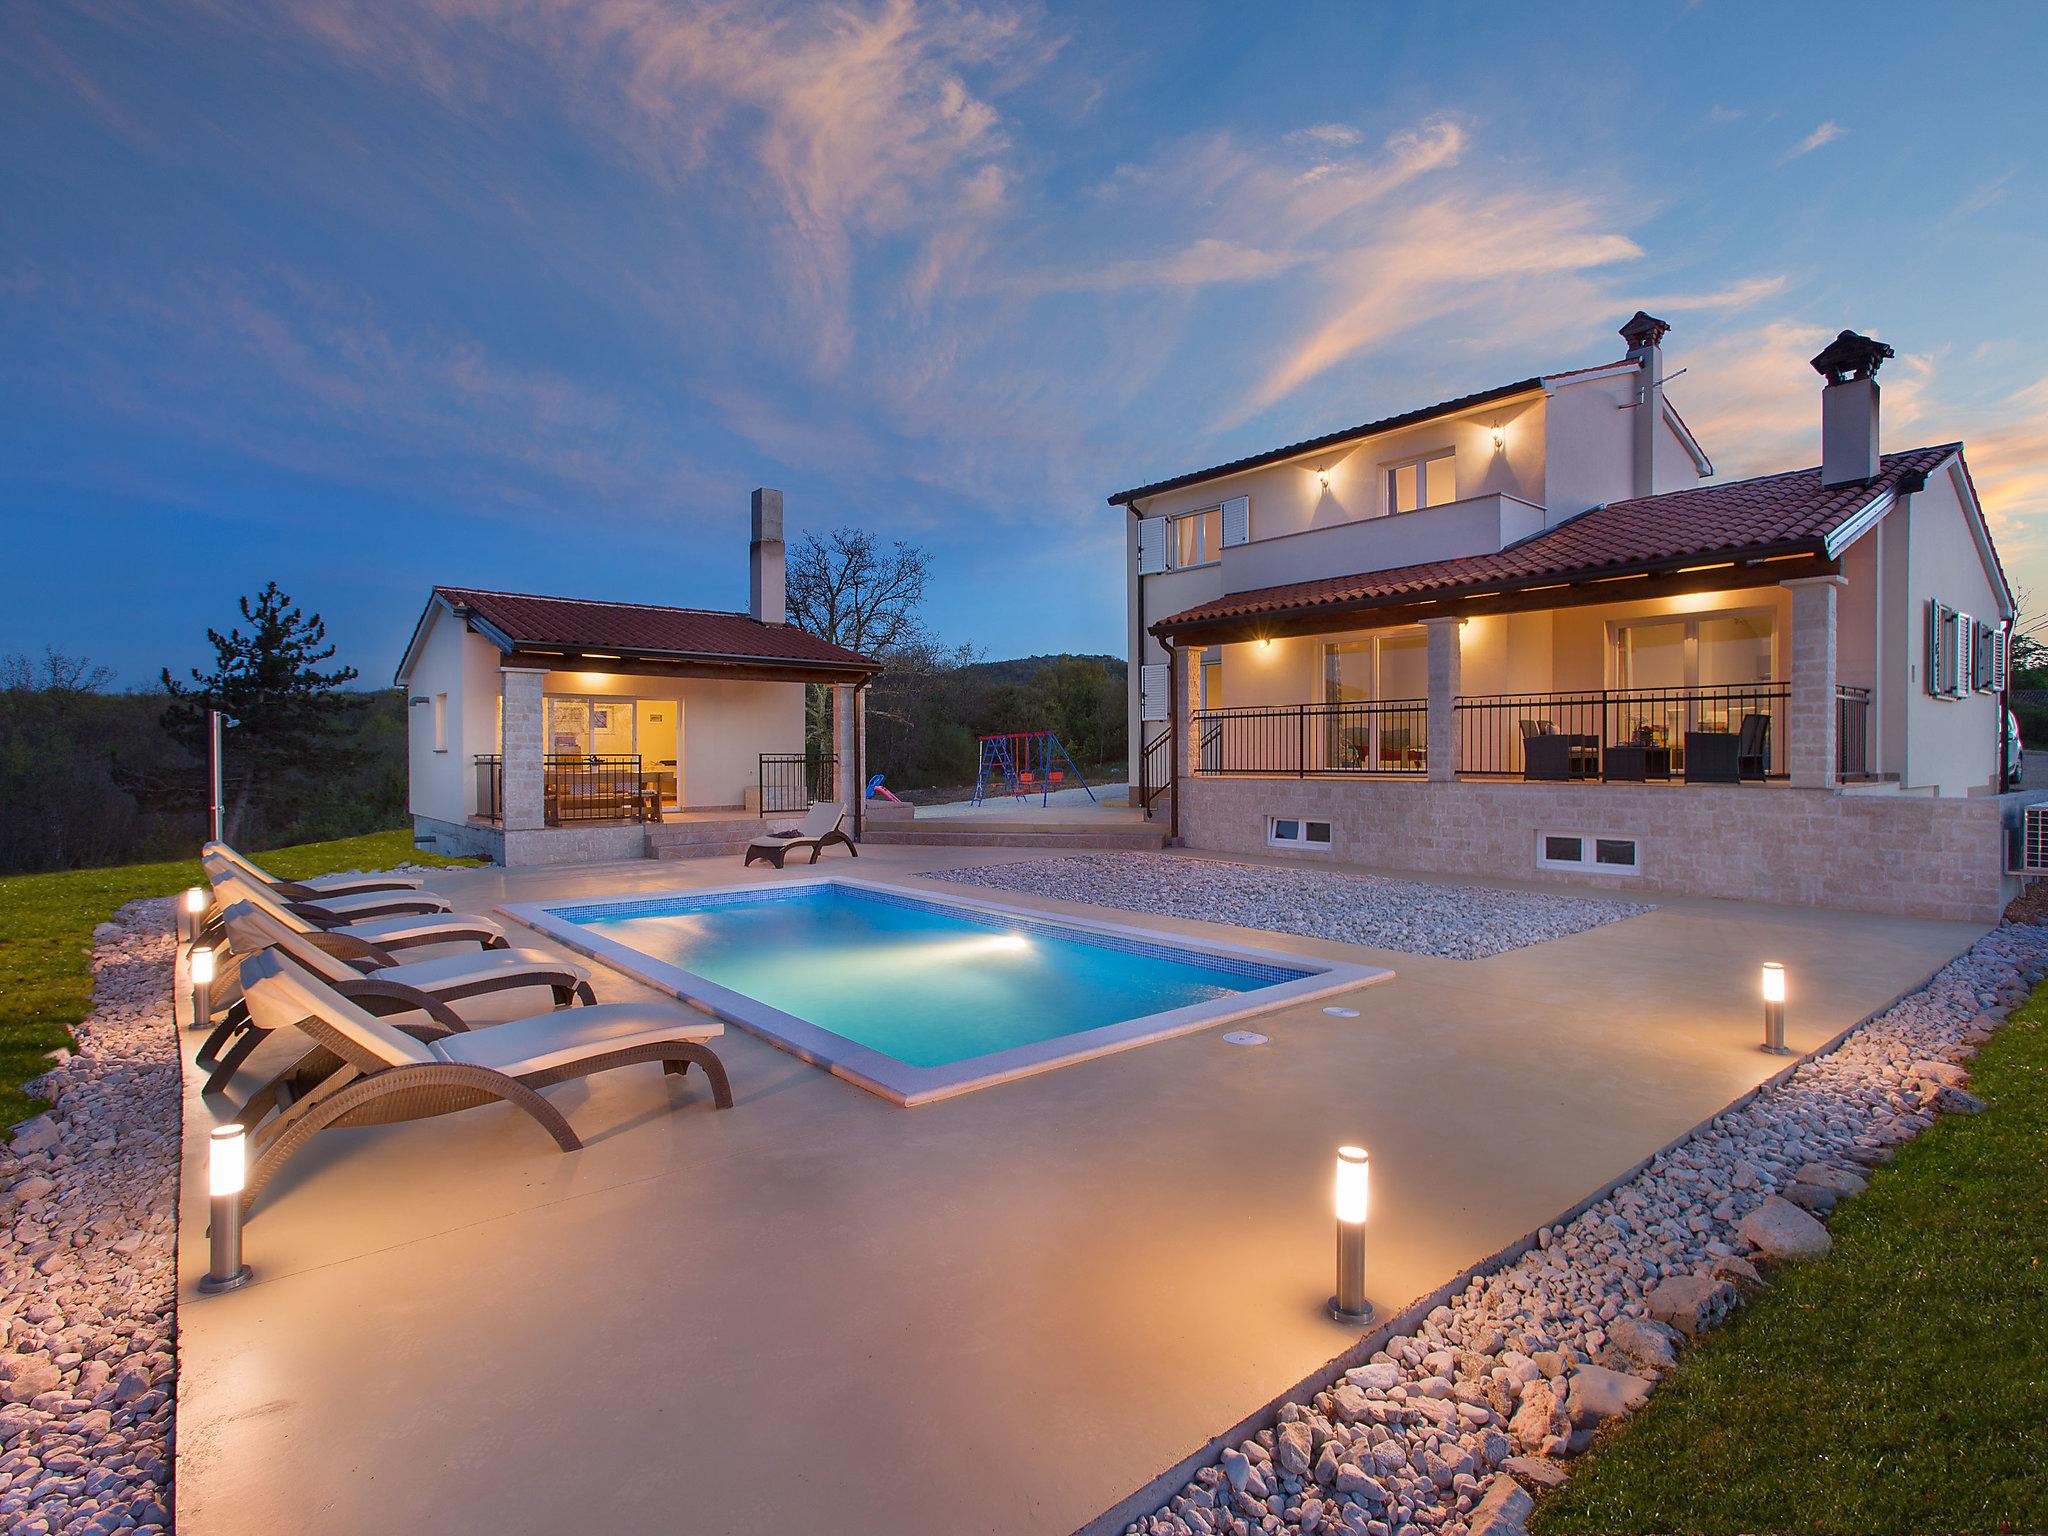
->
<box><xmin>971</xmin><ymin>731</ymin><xmax>1098</xmax><ymax>807</ymax></box>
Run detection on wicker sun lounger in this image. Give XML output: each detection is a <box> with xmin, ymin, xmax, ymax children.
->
<box><xmin>227</xmin><ymin>950</ymin><xmax>733</xmax><ymax>1217</ymax></box>
<box><xmin>205</xmin><ymin>840</ymin><xmax>423</xmax><ymax>900</ymax></box>
<box><xmin>203</xmin><ymin>852</ymin><xmax>452</xmax><ymax>924</ymax></box>
<box><xmin>743</xmin><ymin>801</ymin><xmax>856</xmax><ymax>868</ymax></box>
<box><xmin>196</xmin><ymin>900</ymin><xmax>596</xmax><ymax>1093</ymax></box>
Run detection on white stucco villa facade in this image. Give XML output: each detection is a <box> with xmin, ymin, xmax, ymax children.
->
<box><xmin>1115</xmin><ymin>315</ymin><xmax>2030</xmax><ymax>921</ymax></box>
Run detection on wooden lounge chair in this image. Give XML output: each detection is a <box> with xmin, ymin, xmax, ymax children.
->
<box><xmin>204</xmin><ymin>869</ymin><xmax>510</xmax><ymax>955</ymax></box>
<box><xmin>743</xmin><ymin>801</ymin><xmax>856</xmax><ymax>868</ymax></box>
<box><xmin>227</xmin><ymin>949</ymin><xmax>733</xmax><ymax>1218</ymax></box>
<box><xmin>204</xmin><ymin>854</ymin><xmax>454</xmax><ymax>924</ymax></box>
<box><xmin>204</xmin><ymin>841</ymin><xmax>422</xmax><ymax>900</ymax></box>
<box><xmin>196</xmin><ymin>900</ymin><xmax>596</xmax><ymax>1094</ymax></box>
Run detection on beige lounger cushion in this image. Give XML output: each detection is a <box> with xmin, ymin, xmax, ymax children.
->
<box><xmin>341</xmin><ymin>912</ymin><xmax>510</xmax><ymax>947</ymax></box>
<box><xmin>206</xmin><ymin>841</ymin><xmax>422</xmax><ymax>893</ymax></box>
<box><xmin>748</xmin><ymin>800</ymin><xmax>844</xmax><ymax>849</ymax></box>
<box><xmin>241</xmin><ymin>954</ymin><xmax>439</xmax><ymax>1067</ymax></box>
<box><xmin>220</xmin><ymin>902</ymin><xmax>577</xmax><ymax>997</ymax></box>
<box><xmin>432</xmin><ymin>1008</ymin><xmax>721</xmax><ymax>1078</ymax></box>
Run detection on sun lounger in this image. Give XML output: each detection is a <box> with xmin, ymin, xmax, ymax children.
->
<box><xmin>204</xmin><ymin>840</ymin><xmax>423</xmax><ymax>899</ymax></box>
<box><xmin>227</xmin><ymin>950</ymin><xmax>732</xmax><ymax>1217</ymax></box>
<box><xmin>203</xmin><ymin>856</ymin><xmax>454</xmax><ymax>923</ymax></box>
<box><xmin>203</xmin><ymin>869</ymin><xmax>510</xmax><ymax>955</ymax></box>
<box><xmin>743</xmin><ymin>801</ymin><xmax>856</xmax><ymax>868</ymax></box>
<box><xmin>196</xmin><ymin>900</ymin><xmax>595</xmax><ymax>1093</ymax></box>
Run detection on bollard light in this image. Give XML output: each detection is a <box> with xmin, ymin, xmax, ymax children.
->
<box><xmin>1329</xmin><ymin>1145</ymin><xmax>1375</xmax><ymax>1326</ymax></box>
<box><xmin>199</xmin><ymin>1124</ymin><xmax>253</xmax><ymax>1293</ymax></box>
<box><xmin>1759</xmin><ymin>961</ymin><xmax>1790</xmax><ymax>1055</ymax></box>
<box><xmin>180</xmin><ymin>886</ymin><xmax>209</xmax><ymax>944</ymax></box>
<box><xmin>189</xmin><ymin>944</ymin><xmax>216</xmax><ymax>1029</ymax></box>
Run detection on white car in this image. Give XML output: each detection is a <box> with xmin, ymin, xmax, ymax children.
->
<box><xmin>2007</xmin><ymin>710</ymin><xmax>2025</xmax><ymax>783</ymax></box>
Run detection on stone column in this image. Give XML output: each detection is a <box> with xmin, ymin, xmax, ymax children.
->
<box><xmin>832</xmin><ymin>683</ymin><xmax>857</xmax><ymax>806</ymax></box>
<box><xmin>1177</xmin><ymin>643</ymin><xmax>1203</xmax><ymax>778</ymax></box>
<box><xmin>498</xmin><ymin>667</ymin><xmax>549</xmax><ymax>831</ymax></box>
<box><xmin>1423</xmin><ymin>617</ymin><xmax>1464</xmax><ymax>783</ymax></box>
<box><xmin>1783</xmin><ymin>575</ymin><xmax>1847</xmax><ymax>790</ymax></box>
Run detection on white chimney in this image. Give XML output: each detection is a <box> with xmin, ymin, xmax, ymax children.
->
<box><xmin>1619</xmin><ymin>311</ymin><xmax>1671</xmax><ymax>498</ymax></box>
<box><xmin>1809</xmin><ymin>330</ymin><xmax>1894</xmax><ymax>488</ymax></box>
<box><xmin>749</xmin><ymin>487</ymin><xmax>785</xmax><ymax>625</ymax></box>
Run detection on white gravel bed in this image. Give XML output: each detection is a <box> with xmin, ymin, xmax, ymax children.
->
<box><xmin>2</xmin><ymin>899</ymin><xmax>179</xmax><ymax>1536</ymax></box>
<box><xmin>1118</xmin><ymin>921</ymin><xmax>2048</xmax><ymax>1536</ymax></box>
<box><xmin>924</xmin><ymin>855</ymin><xmax>1653</xmax><ymax>959</ymax></box>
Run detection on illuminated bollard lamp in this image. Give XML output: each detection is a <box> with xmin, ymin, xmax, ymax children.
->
<box><xmin>199</xmin><ymin>1124</ymin><xmax>254</xmax><ymax>1293</ymax></box>
<box><xmin>1760</xmin><ymin>961</ymin><xmax>1791</xmax><ymax>1056</ymax></box>
<box><xmin>188</xmin><ymin>945</ymin><xmax>216</xmax><ymax>1030</ymax></box>
<box><xmin>1328</xmin><ymin>1144</ymin><xmax>1375</xmax><ymax>1326</ymax></box>
<box><xmin>179</xmin><ymin>886</ymin><xmax>209</xmax><ymax>945</ymax></box>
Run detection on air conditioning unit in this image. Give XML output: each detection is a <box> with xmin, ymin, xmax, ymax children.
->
<box><xmin>2010</xmin><ymin>802</ymin><xmax>2048</xmax><ymax>874</ymax></box>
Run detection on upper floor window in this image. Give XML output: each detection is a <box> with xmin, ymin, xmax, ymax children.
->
<box><xmin>1386</xmin><ymin>450</ymin><xmax>1456</xmax><ymax>514</ymax></box>
<box><xmin>1174</xmin><ymin>507</ymin><xmax>1223</xmax><ymax>568</ymax></box>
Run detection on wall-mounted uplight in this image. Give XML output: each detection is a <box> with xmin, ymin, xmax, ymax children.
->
<box><xmin>1258</xmin><ymin>636</ymin><xmax>1273</xmax><ymax>650</ymax></box>
<box><xmin>180</xmin><ymin>886</ymin><xmax>208</xmax><ymax>944</ymax></box>
<box><xmin>1328</xmin><ymin>1145</ymin><xmax>1374</xmax><ymax>1325</ymax></box>
<box><xmin>189</xmin><ymin>945</ymin><xmax>216</xmax><ymax>1029</ymax></box>
<box><xmin>199</xmin><ymin>1124</ymin><xmax>254</xmax><ymax>1293</ymax></box>
<box><xmin>1759</xmin><ymin>962</ymin><xmax>1790</xmax><ymax>1055</ymax></box>
<box><xmin>1491</xmin><ymin>424</ymin><xmax>1507</xmax><ymax>453</ymax></box>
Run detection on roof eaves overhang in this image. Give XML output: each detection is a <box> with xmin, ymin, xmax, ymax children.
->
<box><xmin>506</xmin><ymin>639</ymin><xmax>882</xmax><ymax>677</ymax></box>
<box><xmin>1108</xmin><ymin>377</ymin><xmax>1547</xmax><ymax>509</ymax></box>
<box><xmin>392</xmin><ymin>590</ymin><xmax>460</xmax><ymax>687</ymax></box>
<box><xmin>1149</xmin><ymin>537</ymin><xmax>1835</xmax><ymax>642</ymax></box>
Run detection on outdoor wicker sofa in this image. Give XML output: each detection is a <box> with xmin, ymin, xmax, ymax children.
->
<box><xmin>196</xmin><ymin>899</ymin><xmax>596</xmax><ymax>1094</ymax></box>
<box><xmin>227</xmin><ymin>949</ymin><xmax>733</xmax><ymax>1217</ymax></box>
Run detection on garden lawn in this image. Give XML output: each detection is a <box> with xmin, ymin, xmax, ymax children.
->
<box><xmin>1533</xmin><ymin>977</ymin><xmax>2048</xmax><ymax>1536</ymax></box>
<box><xmin>0</xmin><ymin>829</ymin><xmax>478</xmax><ymax>1131</ymax></box>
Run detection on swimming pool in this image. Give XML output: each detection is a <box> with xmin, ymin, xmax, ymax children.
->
<box><xmin>503</xmin><ymin>878</ymin><xmax>1389</xmax><ymax>1104</ymax></box>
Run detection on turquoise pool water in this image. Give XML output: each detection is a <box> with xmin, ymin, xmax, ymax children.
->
<box><xmin>557</xmin><ymin>883</ymin><xmax>1309</xmax><ymax>1069</ymax></box>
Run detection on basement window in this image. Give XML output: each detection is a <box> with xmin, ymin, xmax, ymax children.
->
<box><xmin>1537</xmin><ymin>831</ymin><xmax>1640</xmax><ymax>875</ymax></box>
<box><xmin>1269</xmin><ymin>817</ymin><xmax>1333</xmax><ymax>850</ymax></box>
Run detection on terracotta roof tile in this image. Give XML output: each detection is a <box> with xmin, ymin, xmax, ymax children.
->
<box><xmin>1156</xmin><ymin>443</ymin><xmax>1961</xmax><ymax>633</ymax></box>
<box><xmin>434</xmin><ymin>587</ymin><xmax>877</xmax><ymax>669</ymax></box>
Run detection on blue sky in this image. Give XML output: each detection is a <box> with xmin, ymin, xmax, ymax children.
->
<box><xmin>5</xmin><ymin>1</ymin><xmax>2046</xmax><ymax>686</ymax></box>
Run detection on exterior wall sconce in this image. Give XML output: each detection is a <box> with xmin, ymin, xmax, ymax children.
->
<box><xmin>188</xmin><ymin>945</ymin><xmax>216</xmax><ymax>1029</ymax></box>
<box><xmin>199</xmin><ymin>1124</ymin><xmax>254</xmax><ymax>1293</ymax></box>
<box><xmin>1760</xmin><ymin>962</ymin><xmax>1790</xmax><ymax>1055</ymax></box>
<box><xmin>179</xmin><ymin>886</ymin><xmax>208</xmax><ymax>944</ymax></box>
<box><xmin>1329</xmin><ymin>1145</ymin><xmax>1375</xmax><ymax>1325</ymax></box>
<box><xmin>1259</xmin><ymin>637</ymin><xmax>1273</xmax><ymax>650</ymax></box>
<box><xmin>1491</xmin><ymin>424</ymin><xmax>1507</xmax><ymax>453</ymax></box>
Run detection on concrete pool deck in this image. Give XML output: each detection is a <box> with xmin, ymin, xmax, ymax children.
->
<box><xmin>172</xmin><ymin>845</ymin><xmax>1990</xmax><ymax>1536</ymax></box>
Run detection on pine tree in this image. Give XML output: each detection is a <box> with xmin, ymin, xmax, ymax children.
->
<box><xmin>161</xmin><ymin>582</ymin><xmax>364</xmax><ymax>843</ymax></box>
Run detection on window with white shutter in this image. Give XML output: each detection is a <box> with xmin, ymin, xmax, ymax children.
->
<box><xmin>1993</xmin><ymin>627</ymin><xmax>2010</xmax><ymax>691</ymax></box>
<box><xmin>1926</xmin><ymin>600</ymin><xmax>1947</xmax><ymax>697</ymax></box>
<box><xmin>1139</xmin><ymin>662</ymin><xmax>1170</xmax><ymax>722</ymax></box>
<box><xmin>1136</xmin><ymin>517</ymin><xmax>1167</xmax><ymax>576</ymax></box>
<box><xmin>1955</xmin><ymin>612</ymin><xmax>1974</xmax><ymax>697</ymax></box>
<box><xmin>1220</xmin><ymin>495</ymin><xmax>1251</xmax><ymax>548</ymax></box>
<box><xmin>1974</xmin><ymin>621</ymin><xmax>1996</xmax><ymax>692</ymax></box>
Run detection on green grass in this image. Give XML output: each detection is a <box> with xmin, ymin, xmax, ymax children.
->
<box><xmin>1533</xmin><ymin>977</ymin><xmax>2048</xmax><ymax>1535</ymax></box>
<box><xmin>0</xmin><ymin>830</ymin><xmax>480</xmax><ymax>1132</ymax></box>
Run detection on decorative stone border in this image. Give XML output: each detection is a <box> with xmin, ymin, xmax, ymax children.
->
<box><xmin>2</xmin><ymin>899</ymin><xmax>179</xmax><ymax>1536</ymax></box>
<box><xmin>1097</xmin><ymin>922</ymin><xmax>2048</xmax><ymax>1536</ymax></box>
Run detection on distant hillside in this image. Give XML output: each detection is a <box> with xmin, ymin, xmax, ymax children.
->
<box><xmin>954</xmin><ymin>653</ymin><xmax>1125</xmax><ymax>687</ymax></box>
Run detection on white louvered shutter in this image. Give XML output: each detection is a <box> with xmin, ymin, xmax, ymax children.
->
<box><xmin>1139</xmin><ymin>662</ymin><xmax>1170</xmax><ymax>722</ymax></box>
<box><xmin>1955</xmin><ymin>612</ymin><xmax>1973</xmax><ymax>696</ymax></box>
<box><xmin>1137</xmin><ymin>517</ymin><xmax>1168</xmax><ymax>575</ymax></box>
<box><xmin>1220</xmin><ymin>495</ymin><xmax>1251</xmax><ymax>548</ymax></box>
<box><xmin>1926</xmin><ymin>601</ymin><xmax>1945</xmax><ymax>697</ymax></box>
<box><xmin>1993</xmin><ymin>626</ymin><xmax>2010</xmax><ymax>691</ymax></box>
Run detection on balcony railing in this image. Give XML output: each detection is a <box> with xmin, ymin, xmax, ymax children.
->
<box><xmin>474</xmin><ymin>754</ymin><xmax>651</xmax><ymax>824</ymax></box>
<box><xmin>759</xmin><ymin>752</ymin><xmax>836</xmax><ymax>816</ymax></box>
<box><xmin>1183</xmin><ymin>684</ymin><xmax>1875</xmax><ymax>784</ymax></box>
<box><xmin>1192</xmin><ymin>699</ymin><xmax>1429</xmax><ymax>777</ymax></box>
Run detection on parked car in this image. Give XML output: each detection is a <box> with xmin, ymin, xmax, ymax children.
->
<box><xmin>2007</xmin><ymin>710</ymin><xmax>2025</xmax><ymax>783</ymax></box>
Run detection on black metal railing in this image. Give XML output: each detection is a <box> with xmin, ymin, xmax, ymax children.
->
<box><xmin>1836</xmin><ymin>685</ymin><xmax>1872</xmax><ymax>780</ymax></box>
<box><xmin>1454</xmin><ymin>685</ymin><xmax>1789</xmax><ymax>779</ymax></box>
<box><xmin>1139</xmin><ymin>727</ymin><xmax>1174</xmax><ymax>813</ymax></box>
<box><xmin>759</xmin><ymin>752</ymin><xmax>837</xmax><ymax>815</ymax></box>
<box><xmin>473</xmin><ymin>754</ymin><xmax>649</xmax><ymax>824</ymax></box>
<box><xmin>1192</xmin><ymin>699</ymin><xmax>1429</xmax><ymax>777</ymax></box>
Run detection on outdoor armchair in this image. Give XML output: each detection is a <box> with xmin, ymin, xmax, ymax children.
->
<box><xmin>227</xmin><ymin>950</ymin><xmax>733</xmax><ymax>1217</ymax></box>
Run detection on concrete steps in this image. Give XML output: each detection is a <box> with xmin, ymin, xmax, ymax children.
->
<box><xmin>645</xmin><ymin>817</ymin><xmax>765</xmax><ymax>861</ymax></box>
<box><xmin>859</xmin><ymin>819</ymin><xmax>1168</xmax><ymax>852</ymax></box>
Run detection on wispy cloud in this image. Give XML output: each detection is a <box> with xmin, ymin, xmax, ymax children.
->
<box><xmin>1642</xmin><ymin>274</ymin><xmax>1788</xmax><ymax>311</ymax></box>
<box><xmin>1287</xmin><ymin>122</ymin><xmax>1364</xmax><ymax>147</ymax></box>
<box><xmin>1783</xmin><ymin>119</ymin><xmax>1846</xmax><ymax>160</ymax></box>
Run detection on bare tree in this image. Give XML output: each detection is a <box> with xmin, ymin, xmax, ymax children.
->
<box><xmin>785</xmin><ymin>529</ymin><xmax>934</xmax><ymax>657</ymax></box>
<box><xmin>1</xmin><ymin>648</ymin><xmax>115</xmax><ymax>694</ymax></box>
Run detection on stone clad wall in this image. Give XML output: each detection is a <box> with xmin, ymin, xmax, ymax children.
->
<box><xmin>1179</xmin><ymin>777</ymin><xmax>2020</xmax><ymax>922</ymax></box>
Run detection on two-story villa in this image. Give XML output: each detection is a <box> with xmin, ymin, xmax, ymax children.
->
<box><xmin>1114</xmin><ymin>315</ymin><xmax>2026</xmax><ymax>920</ymax></box>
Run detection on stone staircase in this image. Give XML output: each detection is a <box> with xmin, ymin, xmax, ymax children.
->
<box><xmin>643</xmin><ymin>816</ymin><xmax>768</xmax><ymax>861</ymax></box>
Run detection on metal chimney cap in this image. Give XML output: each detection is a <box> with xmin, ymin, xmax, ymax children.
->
<box><xmin>1810</xmin><ymin>329</ymin><xmax>1894</xmax><ymax>384</ymax></box>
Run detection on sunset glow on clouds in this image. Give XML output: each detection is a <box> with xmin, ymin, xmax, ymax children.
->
<box><xmin>3</xmin><ymin>1</ymin><xmax>2046</xmax><ymax>676</ymax></box>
